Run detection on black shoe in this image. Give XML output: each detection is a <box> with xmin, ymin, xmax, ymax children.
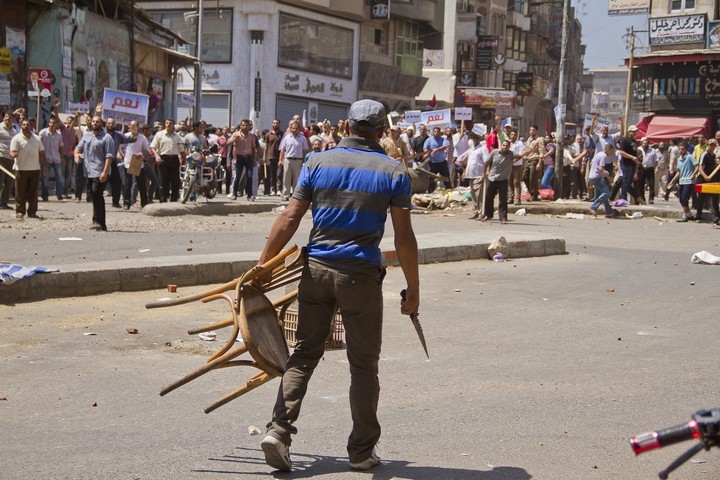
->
<box><xmin>122</xmin><ymin>205</ymin><xmax>130</xmax><ymax>210</ymax></box>
<box><xmin>90</xmin><ymin>222</ymin><xmax>102</xmax><ymax>230</ymax></box>
<box><xmin>112</xmin><ymin>203</ymin><xmax>122</xmax><ymax>208</ymax></box>
<box><xmin>0</xmin><ymin>204</ymin><xmax>12</xmax><ymax>210</ymax></box>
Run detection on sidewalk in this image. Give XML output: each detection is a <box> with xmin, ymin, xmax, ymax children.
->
<box><xmin>1</xmin><ymin>192</ymin><xmax>688</xmax><ymax>303</ymax></box>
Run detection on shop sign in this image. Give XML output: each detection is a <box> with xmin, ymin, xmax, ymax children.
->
<box><xmin>282</xmin><ymin>72</ymin><xmax>349</xmax><ymax>101</ymax></box>
<box><xmin>476</xmin><ymin>36</ymin><xmax>497</xmax><ymax>70</ymax></box>
<box><xmin>649</xmin><ymin>14</ymin><xmax>706</xmax><ymax>46</ymax></box>
<box><xmin>455</xmin><ymin>88</ymin><xmax>517</xmax><ymax>109</ymax></box>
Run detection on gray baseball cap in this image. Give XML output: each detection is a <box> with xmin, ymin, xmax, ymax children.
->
<box><xmin>348</xmin><ymin>99</ymin><xmax>386</xmax><ymax>132</ymax></box>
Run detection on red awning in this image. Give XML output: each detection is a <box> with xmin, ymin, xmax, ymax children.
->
<box><xmin>635</xmin><ymin>115</ymin><xmax>710</xmax><ymax>143</ymax></box>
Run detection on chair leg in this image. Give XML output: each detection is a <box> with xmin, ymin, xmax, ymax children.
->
<box><xmin>160</xmin><ymin>343</ymin><xmax>248</xmax><ymax>396</ymax></box>
<box><xmin>204</xmin><ymin>371</ymin><xmax>274</xmax><ymax>414</ymax></box>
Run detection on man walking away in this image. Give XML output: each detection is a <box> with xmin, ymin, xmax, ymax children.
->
<box><xmin>258</xmin><ymin>99</ymin><xmax>419</xmax><ymax>473</ymax></box>
<box><xmin>668</xmin><ymin>142</ymin><xmax>699</xmax><ymax>223</ymax></box>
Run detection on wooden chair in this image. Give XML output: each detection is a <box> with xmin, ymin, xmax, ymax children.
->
<box><xmin>145</xmin><ymin>245</ymin><xmax>303</xmax><ymax>413</ymax></box>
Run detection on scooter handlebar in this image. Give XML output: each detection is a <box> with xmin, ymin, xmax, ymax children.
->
<box><xmin>630</xmin><ymin>420</ymin><xmax>700</xmax><ymax>455</ymax></box>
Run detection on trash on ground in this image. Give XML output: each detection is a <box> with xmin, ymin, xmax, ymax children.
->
<box><xmin>653</xmin><ymin>216</ymin><xmax>670</xmax><ymax>222</ymax></box>
<box><xmin>492</xmin><ymin>252</ymin><xmax>506</xmax><ymax>262</ymax></box>
<box><xmin>454</xmin><ymin>289</ymin><xmax>461</xmax><ymax>292</ymax></box>
<box><xmin>272</xmin><ymin>206</ymin><xmax>286</xmax><ymax>214</ymax></box>
<box><xmin>58</xmin><ymin>237</ymin><xmax>83</xmax><ymax>241</ymax></box>
<box><xmin>607</xmin><ymin>288</ymin><xmax>615</xmax><ymax>293</ymax></box>
<box><xmin>488</xmin><ymin>236</ymin><xmax>510</xmax><ymax>259</ymax></box>
<box><xmin>138</xmin><ymin>249</ymin><xmax>150</xmax><ymax>253</ymax></box>
<box><xmin>167</xmin><ymin>284</ymin><xmax>177</xmax><ymax>293</ymax></box>
<box><xmin>198</xmin><ymin>332</ymin><xmax>217</xmax><ymax>341</ymax></box>
<box><xmin>626</xmin><ymin>212</ymin><xmax>643</xmax><ymax>219</ymax></box>
<box><xmin>563</xmin><ymin>213</ymin><xmax>585</xmax><ymax>219</ymax></box>
<box><xmin>515</xmin><ymin>208</ymin><xmax>527</xmax><ymax>216</ymax></box>
<box><xmin>691</xmin><ymin>251</ymin><xmax>720</xmax><ymax>265</ymax></box>
<box><xmin>83</xmin><ymin>332</ymin><xmax>98</xmax><ymax>336</ymax></box>
<box><xmin>155</xmin><ymin>297</ymin><xmax>172</xmax><ymax>302</ymax></box>
<box><xmin>126</xmin><ymin>328</ymin><xmax>139</xmax><ymax>334</ymax></box>
<box><xmin>248</xmin><ymin>425</ymin><xmax>262</xmax><ymax>435</ymax></box>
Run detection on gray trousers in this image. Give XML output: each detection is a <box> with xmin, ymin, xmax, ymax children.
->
<box><xmin>282</xmin><ymin>158</ymin><xmax>303</xmax><ymax>197</ymax></box>
<box><xmin>267</xmin><ymin>259</ymin><xmax>385</xmax><ymax>463</ymax></box>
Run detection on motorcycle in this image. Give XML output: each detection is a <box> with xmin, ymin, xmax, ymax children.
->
<box><xmin>180</xmin><ymin>144</ymin><xmax>225</xmax><ymax>203</ymax></box>
<box><xmin>630</xmin><ymin>408</ymin><xmax>720</xmax><ymax>478</ymax></box>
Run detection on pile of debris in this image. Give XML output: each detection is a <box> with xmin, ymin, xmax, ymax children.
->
<box><xmin>411</xmin><ymin>187</ymin><xmax>471</xmax><ymax>210</ymax></box>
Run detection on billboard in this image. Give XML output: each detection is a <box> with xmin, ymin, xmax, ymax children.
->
<box><xmin>455</xmin><ymin>88</ymin><xmax>517</xmax><ymax>110</ymax></box>
<box><xmin>630</xmin><ymin>61</ymin><xmax>720</xmax><ymax>111</ymax></box>
<box><xmin>608</xmin><ymin>0</ymin><xmax>650</xmax><ymax>16</ymax></box>
<box><xmin>708</xmin><ymin>20</ymin><xmax>720</xmax><ymax>49</ymax></box>
<box><xmin>476</xmin><ymin>37</ymin><xmax>497</xmax><ymax>70</ymax></box>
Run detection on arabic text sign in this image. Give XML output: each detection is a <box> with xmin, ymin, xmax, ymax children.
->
<box><xmin>0</xmin><ymin>49</ymin><xmax>9</xmax><ymax>74</ymax></box>
<box><xmin>608</xmin><ymin>0</ymin><xmax>650</xmax><ymax>16</ymax></box>
<box><xmin>404</xmin><ymin>110</ymin><xmax>422</xmax><ymax>123</ymax></box>
<box><xmin>456</xmin><ymin>88</ymin><xmax>517</xmax><ymax>110</ymax></box>
<box><xmin>582</xmin><ymin>114</ymin><xmax>612</xmax><ymax>136</ymax></box>
<box><xmin>179</xmin><ymin>93</ymin><xmax>196</xmax><ymax>107</ymax></box>
<box><xmin>454</xmin><ymin>107</ymin><xmax>472</xmax><ymax>121</ymax></box>
<box><xmin>102</xmin><ymin>88</ymin><xmax>149</xmax><ymax>125</ymax></box>
<box><xmin>421</xmin><ymin>109</ymin><xmax>452</xmax><ymax>127</ymax></box>
<box><xmin>649</xmin><ymin>14</ymin><xmax>706</xmax><ymax>46</ymax></box>
<box><xmin>471</xmin><ymin>124</ymin><xmax>487</xmax><ymax>136</ymax></box>
<box><xmin>67</xmin><ymin>101</ymin><xmax>91</xmax><ymax>113</ymax></box>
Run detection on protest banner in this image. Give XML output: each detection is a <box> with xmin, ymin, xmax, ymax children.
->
<box><xmin>421</xmin><ymin>108</ymin><xmax>451</xmax><ymax>127</ymax></box>
<box><xmin>102</xmin><ymin>88</ymin><xmax>149</xmax><ymax>125</ymax></box>
<box><xmin>454</xmin><ymin>107</ymin><xmax>472</xmax><ymax>121</ymax></box>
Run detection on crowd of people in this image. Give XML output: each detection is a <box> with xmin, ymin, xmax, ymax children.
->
<box><xmin>2</xmin><ymin>104</ymin><xmax>720</xmax><ymax>230</ymax></box>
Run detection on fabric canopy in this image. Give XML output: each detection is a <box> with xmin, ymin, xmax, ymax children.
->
<box><xmin>635</xmin><ymin>115</ymin><xmax>710</xmax><ymax>143</ymax></box>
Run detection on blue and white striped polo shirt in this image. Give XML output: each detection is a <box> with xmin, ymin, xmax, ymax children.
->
<box><xmin>293</xmin><ymin>136</ymin><xmax>411</xmax><ymax>269</ymax></box>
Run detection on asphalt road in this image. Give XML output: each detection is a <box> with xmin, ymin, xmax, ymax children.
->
<box><xmin>2</xmin><ymin>215</ymin><xmax>720</xmax><ymax>479</ymax></box>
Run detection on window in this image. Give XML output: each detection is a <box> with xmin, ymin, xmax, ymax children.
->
<box><xmin>362</xmin><ymin>23</ymin><xmax>388</xmax><ymax>55</ymax></box>
<box><xmin>509</xmin><ymin>0</ymin><xmax>529</xmax><ymax>16</ymax></box>
<box><xmin>505</xmin><ymin>27</ymin><xmax>526</xmax><ymax>61</ymax></box>
<box><xmin>396</xmin><ymin>19</ymin><xmax>423</xmax><ymax>76</ymax></box>
<box><xmin>149</xmin><ymin>9</ymin><xmax>233</xmax><ymax>63</ymax></box>
<box><xmin>279</xmin><ymin>13</ymin><xmax>354</xmax><ymax>79</ymax></box>
<box><xmin>670</xmin><ymin>0</ymin><xmax>695</xmax><ymax>11</ymax></box>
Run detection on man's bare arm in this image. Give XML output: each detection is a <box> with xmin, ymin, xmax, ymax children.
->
<box><xmin>257</xmin><ymin>198</ymin><xmax>311</xmax><ymax>264</ymax></box>
<box><xmin>390</xmin><ymin>205</ymin><xmax>419</xmax><ymax>316</ymax></box>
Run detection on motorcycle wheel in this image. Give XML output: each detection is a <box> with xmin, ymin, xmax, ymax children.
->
<box><xmin>206</xmin><ymin>182</ymin><xmax>217</xmax><ymax>199</ymax></box>
<box><xmin>181</xmin><ymin>176</ymin><xmax>195</xmax><ymax>204</ymax></box>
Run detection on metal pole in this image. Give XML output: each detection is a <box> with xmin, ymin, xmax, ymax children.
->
<box><xmin>194</xmin><ymin>0</ymin><xmax>203</xmax><ymax>122</ymax></box>
<box><xmin>623</xmin><ymin>27</ymin><xmax>635</xmax><ymax>135</ymax></box>
<box><xmin>554</xmin><ymin>0</ymin><xmax>571</xmax><ymax>197</ymax></box>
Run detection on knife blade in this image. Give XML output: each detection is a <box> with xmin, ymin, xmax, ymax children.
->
<box><xmin>400</xmin><ymin>289</ymin><xmax>429</xmax><ymax>359</ymax></box>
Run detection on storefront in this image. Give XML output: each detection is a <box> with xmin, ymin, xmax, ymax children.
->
<box><xmin>630</xmin><ymin>52</ymin><xmax>720</xmax><ymax>135</ymax></box>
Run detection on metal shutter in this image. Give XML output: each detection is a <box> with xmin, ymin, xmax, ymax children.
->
<box><xmin>317</xmin><ymin>102</ymin><xmax>349</xmax><ymax>125</ymax></box>
<box><xmin>176</xmin><ymin>92</ymin><xmax>231</xmax><ymax>128</ymax></box>
<box><xmin>275</xmin><ymin>95</ymin><xmax>308</xmax><ymax>129</ymax></box>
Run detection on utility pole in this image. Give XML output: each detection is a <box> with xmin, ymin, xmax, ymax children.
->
<box><xmin>193</xmin><ymin>0</ymin><xmax>203</xmax><ymax>122</ymax></box>
<box><xmin>623</xmin><ymin>26</ymin><xmax>636</xmax><ymax>134</ymax></box>
<box><xmin>554</xmin><ymin>0</ymin><xmax>571</xmax><ymax>196</ymax></box>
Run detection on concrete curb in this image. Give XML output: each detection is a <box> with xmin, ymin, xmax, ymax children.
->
<box><xmin>142</xmin><ymin>202</ymin><xmax>277</xmax><ymax>217</ymax></box>
<box><xmin>508</xmin><ymin>202</ymin><xmax>681</xmax><ymax>219</ymax></box>
<box><xmin>1</xmin><ymin>238</ymin><xmax>566</xmax><ymax>304</ymax></box>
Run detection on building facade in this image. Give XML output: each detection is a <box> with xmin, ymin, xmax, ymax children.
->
<box><xmin>629</xmin><ymin>0</ymin><xmax>720</xmax><ymax>133</ymax></box>
<box><xmin>141</xmin><ymin>0</ymin><xmax>363</xmax><ymax>129</ymax></box>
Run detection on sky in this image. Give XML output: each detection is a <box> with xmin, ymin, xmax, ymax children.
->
<box><xmin>575</xmin><ymin>0</ymin><xmax>651</xmax><ymax>69</ymax></box>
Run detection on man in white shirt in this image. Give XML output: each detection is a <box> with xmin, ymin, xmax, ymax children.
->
<box><xmin>638</xmin><ymin>138</ymin><xmax>658</xmax><ymax>204</ymax></box>
<box><xmin>452</xmin><ymin>127</ymin><xmax>469</xmax><ymax>188</ymax></box>
<box><xmin>509</xmin><ymin>130</ymin><xmax>526</xmax><ymax>205</ymax></box>
<box><xmin>10</xmin><ymin>119</ymin><xmax>46</xmax><ymax>219</ymax></box>
<box><xmin>119</xmin><ymin>121</ymin><xmax>150</xmax><ymax>209</ymax></box>
<box><xmin>39</xmin><ymin>117</ymin><xmax>64</xmax><ymax>201</ymax></box>
<box><xmin>461</xmin><ymin>133</ymin><xmax>488</xmax><ymax>219</ymax></box>
<box><xmin>279</xmin><ymin>121</ymin><xmax>309</xmax><ymax>200</ymax></box>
